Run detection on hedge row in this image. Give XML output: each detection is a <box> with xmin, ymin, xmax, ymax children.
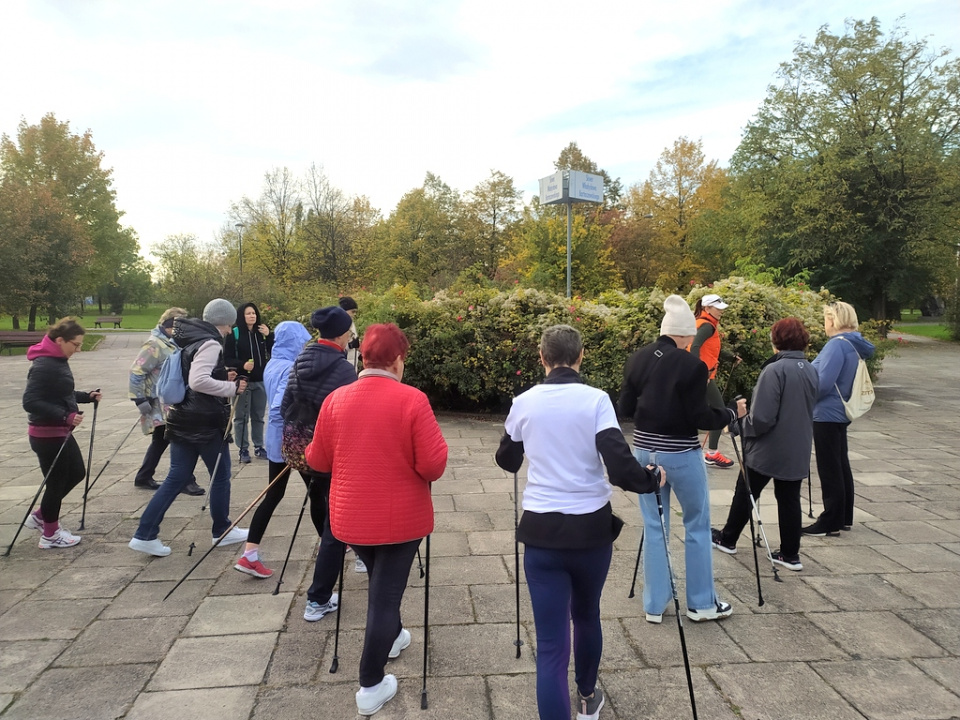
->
<box><xmin>272</xmin><ymin>278</ymin><xmax>889</xmax><ymax>413</ymax></box>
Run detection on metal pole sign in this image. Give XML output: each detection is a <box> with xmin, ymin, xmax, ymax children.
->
<box><xmin>538</xmin><ymin>170</ymin><xmax>604</xmax><ymax>298</ymax></box>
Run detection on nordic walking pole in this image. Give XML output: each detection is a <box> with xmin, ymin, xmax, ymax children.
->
<box><xmin>628</xmin><ymin>528</ymin><xmax>644</xmax><ymax>598</ymax></box>
<box><xmin>653</xmin><ymin>469</ymin><xmax>698</xmax><ymax>720</ymax></box>
<box><xmin>728</xmin><ymin>419</ymin><xmax>780</xmax><ymax>585</ymax></box>
<box><xmin>86</xmin><ymin>417</ymin><xmax>140</xmax><ymax>494</ymax></box>
<box><xmin>417</xmin><ymin>546</ymin><xmax>424</xmax><ymax>578</ymax></box>
<box><xmin>79</xmin><ymin>393</ymin><xmax>100</xmax><ymax>530</ymax></box>
<box><xmin>201</xmin><ymin>397</ymin><xmax>239</xmax><ymax>513</ymax></box>
<box><xmin>807</xmin><ymin>469</ymin><xmax>814</xmax><ymax>518</ymax></box>
<box><xmin>3</xmin><ymin>430</ymin><xmax>75</xmax><ymax>557</ymax></box>
<box><xmin>272</xmin><ymin>476</ymin><xmax>315</xmax><ymax>595</ymax></box>
<box><xmin>329</xmin><ymin>544</ymin><xmax>347</xmax><ymax>673</ymax></box>
<box><xmin>164</xmin><ymin>463</ymin><xmax>289</xmax><ymax>600</ymax></box>
<box><xmin>420</xmin><ymin>533</ymin><xmax>431</xmax><ymax>709</ymax></box>
<box><xmin>512</xmin><ymin>472</ymin><xmax>524</xmax><ymax>658</ymax></box>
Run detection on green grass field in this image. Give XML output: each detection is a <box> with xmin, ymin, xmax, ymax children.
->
<box><xmin>1</xmin><ymin>304</ymin><xmax>165</xmax><ymax>332</ymax></box>
<box><xmin>891</xmin><ymin>323</ymin><xmax>953</xmax><ymax>341</ymax></box>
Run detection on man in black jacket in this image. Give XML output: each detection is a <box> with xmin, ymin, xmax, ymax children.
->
<box><xmin>618</xmin><ymin>295</ymin><xmax>746</xmax><ymax>623</ymax></box>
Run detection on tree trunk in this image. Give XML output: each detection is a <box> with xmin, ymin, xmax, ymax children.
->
<box><xmin>28</xmin><ymin>305</ymin><xmax>38</xmax><ymax>332</ymax></box>
<box><xmin>12</xmin><ymin>314</ymin><xmax>20</xmax><ymax>330</ymax></box>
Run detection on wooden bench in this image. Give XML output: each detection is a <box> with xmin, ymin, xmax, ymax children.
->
<box><xmin>0</xmin><ymin>330</ymin><xmax>47</xmax><ymax>354</ymax></box>
<box><xmin>94</xmin><ymin>315</ymin><xmax>123</xmax><ymax>328</ymax></box>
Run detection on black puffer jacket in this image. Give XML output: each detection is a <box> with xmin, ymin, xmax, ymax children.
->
<box><xmin>165</xmin><ymin>318</ymin><xmax>232</xmax><ymax>444</ymax></box>
<box><xmin>23</xmin><ymin>352</ymin><xmax>93</xmax><ymax>429</ymax></box>
<box><xmin>281</xmin><ymin>341</ymin><xmax>357</xmax><ymax>429</ymax></box>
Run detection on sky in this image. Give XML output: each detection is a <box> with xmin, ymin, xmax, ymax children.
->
<box><xmin>3</xmin><ymin>0</ymin><xmax>959</xmax><ymax>262</ymax></box>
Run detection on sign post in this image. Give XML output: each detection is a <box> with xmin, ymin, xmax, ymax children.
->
<box><xmin>539</xmin><ymin>170</ymin><xmax>604</xmax><ymax>297</ymax></box>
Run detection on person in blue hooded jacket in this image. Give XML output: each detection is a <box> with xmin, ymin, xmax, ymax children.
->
<box><xmin>803</xmin><ymin>301</ymin><xmax>875</xmax><ymax>536</ymax></box>
<box><xmin>234</xmin><ymin>320</ymin><xmax>314</xmax><ymax>578</ymax></box>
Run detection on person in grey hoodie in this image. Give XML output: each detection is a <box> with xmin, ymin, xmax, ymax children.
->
<box><xmin>234</xmin><ymin>320</ymin><xmax>313</xmax><ymax>579</ymax></box>
<box><xmin>803</xmin><ymin>301</ymin><xmax>875</xmax><ymax>536</ymax></box>
<box><xmin>712</xmin><ymin>317</ymin><xmax>819</xmax><ymax>570</ymax></box>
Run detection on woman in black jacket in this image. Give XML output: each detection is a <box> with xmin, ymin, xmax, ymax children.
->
<box><xmin>22</xmin><ymin>318</ymin><xmax>102</xmax><ymax>549</ymax></box>
<box><xmin>224</xmin><ymin>302</ymin><xmax>273</xmax><ymax>464</ymax></box>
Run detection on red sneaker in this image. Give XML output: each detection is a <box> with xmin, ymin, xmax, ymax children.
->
<box><xmin>704</xmin><ymin>451</ymin><xmax>735</xmax><ymax>468</ymax></box>
<box><xmin>234</xmin><ymin>556</ymin><xmax>274</xmax><ymax>578</ymax></box>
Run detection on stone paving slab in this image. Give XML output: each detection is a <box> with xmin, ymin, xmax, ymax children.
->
<box><xmin>0</xmin><ymin>333</ymin><xmax>958</xmax><ymax>719</ymax></box>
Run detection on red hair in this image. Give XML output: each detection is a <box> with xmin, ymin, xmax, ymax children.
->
<box><xmin>771</xmin><ymin>317</ymin><xmax>809</xmax><ymax>351</ymax></box>
<box><xmin>360</xmin><ymin>323</ymin><xmax>410</xmax><ymax>369</ymax></box>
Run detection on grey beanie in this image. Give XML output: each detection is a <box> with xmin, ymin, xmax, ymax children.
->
<box><xmin>660</xmin><ymin>295</ymin><xmax>697</xmax><ymax>337</ymax></box>
<box><xmin>203</xmin><ymin>298</ymin><xmax>236</xmax><ymax>327</ymax></box>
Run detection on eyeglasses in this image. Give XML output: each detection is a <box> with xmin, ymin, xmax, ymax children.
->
<box><xmin>68</xmin><ymin>340</ymin><xmax>83</xmax><ymax>350</ymax></box>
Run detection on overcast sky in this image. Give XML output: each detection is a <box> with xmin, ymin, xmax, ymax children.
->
<box><xmin>3</xmin><ymin>0</ymin><xmax>958</xmax><ymax>261</ymax></box>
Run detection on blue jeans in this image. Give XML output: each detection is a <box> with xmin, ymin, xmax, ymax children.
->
<box><xmin>524</xmin><ymin>543</ymin><xmax>611</xmax><ymax>720</ymax></box>
<box><xmin>635</xmin><ymin>448</ymin><xmax>719</xmax><ymax>614</ymax></box>
<box><xmin>134</xmin><ymin>436</ymin><xmax>233</xmax><ymax>541</ymax></box>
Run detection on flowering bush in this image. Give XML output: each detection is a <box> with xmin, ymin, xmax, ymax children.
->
<box><xmin>350</xmin><ymin>278</ymin><xmax>889</xmax><ymax>411</ymax></box>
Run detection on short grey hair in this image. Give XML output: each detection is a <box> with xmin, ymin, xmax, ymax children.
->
<box><xmin>540</xmin><ymin>324</ymin><xmax>583</xmax><ymax>368</ymax></box>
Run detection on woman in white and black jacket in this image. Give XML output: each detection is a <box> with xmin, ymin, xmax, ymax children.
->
<box><xmin>496</xmin><ymin>324</ymin><xmax>661</xmax><ymax>720</ymax></box>
<box><xmin>712</xmin><ymin>317</ymin><xmax>819</xmax><ymax>570</ymax></box>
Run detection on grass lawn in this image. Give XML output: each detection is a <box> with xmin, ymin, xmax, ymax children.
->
<box><xmin>0</xmin><ymin>303</ymin><xmax>165</xmax><ymax>332</ymax></box>
<box><xmin>0</xmin><ymin>333</ymin><xmax>104</xmax><ymax>357</ymax></box>
<box><xmin>891</xmin><ymin>323</ymin><xmax>954</xmax><ymax>341</ymax></box>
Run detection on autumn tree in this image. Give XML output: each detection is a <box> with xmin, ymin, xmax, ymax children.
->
<box><xmin>0</xmin><ymin>113</ymin><xmax>137</xmax><ymax>325</ymax></box>
<box><xmin>729</xmin><ymin>18</ymin><xmax>960</xmax><ymax>319</ymax></box>
<box><xmin>154</xmin><ymin>234</ymin><xmax>238</xmax><ymax>316</ymax></box>
<box><xmin>554</xmin><ymin>141</ymin><xmax>623</xmax><ymax>208</ymax></box>
<box><xmin>461</xmin><ymin>170</ymin><xmax>522</xmax><ymax>279</ymax></box>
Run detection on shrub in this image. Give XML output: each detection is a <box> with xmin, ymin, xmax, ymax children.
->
<box><xmin>352</xmin><ymin>279</ymin><xmax>889</xmax><ymax>412</ymax></box>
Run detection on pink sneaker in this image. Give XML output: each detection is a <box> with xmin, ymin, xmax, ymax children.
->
<box><xmin>234</xmin><ymin>556</ymin><xmax>274</xmax><ymax>578</ymax></box>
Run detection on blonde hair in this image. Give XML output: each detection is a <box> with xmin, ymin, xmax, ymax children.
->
<box><xmin>824</xmin><ymin>301</ymin><xmax>859</xmax><ymax>331</ymax></box>
<box><xmin>159</xmin><ymin>307</ymin><xmax>188</xmax><ymax>325</ymax></box>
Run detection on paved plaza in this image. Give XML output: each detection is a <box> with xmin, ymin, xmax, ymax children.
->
<box><xmin>0</xmin><ymin>331</ymin><xmax>958</xmax><ymax>720</ymax></box>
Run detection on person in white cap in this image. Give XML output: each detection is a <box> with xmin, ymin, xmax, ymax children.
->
<box><xmin>690</xmin><ymin>293</ymin><xmax>739</xmax><ymax>468</ymax></box>
<box><xmin>619</xmin><ymin>295</ymin><xmax>747</xmax><ymax>623</ymax></box>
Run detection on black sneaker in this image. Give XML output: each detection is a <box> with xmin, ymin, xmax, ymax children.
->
<box><xmin>771</xmin><ymin>551</ymin><xmax>803</xmax><ymax>571</ymax></box>
<box><xmin>238</xmin><ymin>448</ymin><xmax>251</xmax><ymax>464</ymax></box>
<box><xmin>254</xmin><ymin>446</ymin><xmax>268</xmax><ymax>459</ymax></box>
<box><xmin>577</xmin><ymin>687</ymin><xmax>605</xmax><ymax>720</ymax></box>
<box><xmin>711</xmin><ymin>528</ymin><xmax>737</xmax><ymax>555</ymax></box>
<box><xmin>802</xmin><ymin>522</ymin><xmax>840</xmax><ymax>537</ymax></box>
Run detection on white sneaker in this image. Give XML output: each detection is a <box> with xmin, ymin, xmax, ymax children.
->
<box><xmin>24</xmin><ymin>513</ymin><xmax>43</xmax><ymax>531</ymax></box>
<box><xmin>215</xmin><ymin>527</ymin><xmax>249</xmax><ymax>547</ymax></box>
<box><xmin>38</xmin><ymin>527</ymin><xmax>80</xmax><ymax>549</ymax></box>
<box><xmin>355</xmin><ymin>557</ymin><xmax>367</xmax><ymax>573</ymax></box>
<box><xmin>128</xmin><ymin>537</ymin><xmax>171</xmax><ymax>557</ymax></box>
<box><xmin>388</xmin><ymin>628</ymin><xmax>411</xmax><ymax>659</ymax></box>
<box><xmin>356</xmin><ymin>674</ymin><xmax>397</xmax><ymax>716</ymax></box>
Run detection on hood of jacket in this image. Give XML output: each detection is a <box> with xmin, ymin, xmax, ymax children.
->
<box><xmin>271</xmin><ymin>321</ymin><xmax>311</xmax><ymax>362</ymax></box>
<box><xmin>235</xmin><ymin>302</ymin><xmax>262</xmax><ymax>330</ymax></box>
<box><xmin>173</xmin><ymin>317</ymin><xmax>223</xmax><ymax>349</ymax></box>
<box><xmin>27</xmin><ymin>335</ymin><xmax>67</xmax><ymax>361</ymax></box>
<box><xmin>836</xmin><ymin>331</ymin><xmax>875</xmax><ymax>359</ymax></box>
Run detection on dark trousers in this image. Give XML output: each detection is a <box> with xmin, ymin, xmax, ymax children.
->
<box><xmin>703</xmin><ymin>378</ymin><xmax>724</xmax><ymax>450</ymax></box>
<box><xmin>719</xmin><ymin>466</ymin><xmax>802</xmax><ymax>557</ymax></box>
<box><xmin>30</xmin><ymin>435</ymin><xmax>85</xmax><ymax>523</ymax></box>
<box><xmin>813</xmin><ymin>422</ymin><xmax>855</xmax><ymax>531</ymax></box>
<box><xmin>246</xmin><ymin>461</ymin><xmax>326</xmax><ymax>545</ymax></box>
<box><xmin>306</xmin><ymin>478</ymin><xmax>345</xmax><ymax>605</ymax></box>
<box><xmin>134</xmin><ymin>424</ymin><xmax>170</xmax><ymax>485</ymax></box>
<box><xmin>352</xmin><ymin>539</ymin><xmax>420</xmax><ymax>688</ymax></box>
<box><xmin>524</xmin><ymin>543</ymin><xmax>612</xmax><ymax>720</ymax></box>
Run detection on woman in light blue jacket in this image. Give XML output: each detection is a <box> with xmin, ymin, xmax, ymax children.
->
<box><xmin>803</xmin><ymin>302</ymin><xmax>875</xmax><ymax>536</ymax></box>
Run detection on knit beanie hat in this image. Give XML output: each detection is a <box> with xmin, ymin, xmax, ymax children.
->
<box><xmin>660</xmin><ymin>295</ymin><xmax>697</xmax><ymax>336</ymax></box>
<box><xmin>338</xmin><ymin>296</ymin><xmax>358</xmax><ymax>312</ymax></box>
<box><xmin>311</xmin><ymin>306</ymin><xmax>353</xmax><ymax>339</ymax></box>
<box><xmin>203</xmin><ymin>298</ymin><xmax>236</xmax><ymax>327</ymax></box>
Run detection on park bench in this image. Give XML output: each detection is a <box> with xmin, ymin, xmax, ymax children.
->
<box><xmin>94</xmin><ymin>315</ymin><xmax>123</xmax><ymax>328</ymax></box>
<box><xmin>0</xmin><ymin>330</ymin><xmax>47</xmax><ymax>354</ymax></box>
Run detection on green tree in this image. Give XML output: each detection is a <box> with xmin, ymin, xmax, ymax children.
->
<box><xmin>462</xmin><ymin>170</ymin><xmax>521</xmax><ymax>279</ymax></box>
<box><xmin>0</xmin><ymin>113</ymin><xmax>137</xmax><ymax>323</ymax></box>
<box><xmin>154</xmin><ymin>234</ymin><xmax>238</xmax><ymax>316</ymax></box>
<box><xmin>730</xmin><ymin>18</ymin><xmax>960</xmax><ymax>319</ymax></box>
<box><xmin>554</xmin><ymin>141</ymin><xmax>623</xmax><ymax>208</ymax></box>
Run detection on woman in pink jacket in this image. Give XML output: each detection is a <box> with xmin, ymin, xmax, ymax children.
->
<box><xmin>305</xmin><ymin>323</ymin><xmax>448</xmax><ymax>717</ymax></box>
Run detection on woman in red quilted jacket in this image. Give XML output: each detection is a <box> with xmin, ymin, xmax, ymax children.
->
<box><xmin>305</xmin><ymin>323</ymin><xmax>448</xmax><ymax>717</ymax></box>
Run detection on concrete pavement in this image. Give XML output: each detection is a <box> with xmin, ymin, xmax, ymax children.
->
<box><xmin>0</xmin><ymin>331</ymin><xmax>958</xmax><ymax>719</ymax></box>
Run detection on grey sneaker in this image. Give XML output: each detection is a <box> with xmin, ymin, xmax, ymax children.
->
<box><xmin>304</xmin><ymin>593</ymin><xmax>339</xmax><ymax>622</ymax></box>
<box><xmin>577</xmin><ymin>687</ymin><xmax>605</xmax><ymax>720</ymax></box>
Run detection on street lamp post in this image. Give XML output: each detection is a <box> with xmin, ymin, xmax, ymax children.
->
<box><xmin>235</xmin><ymin>222</ymin><xmax>246</xmax><ymax>277</ymax></box>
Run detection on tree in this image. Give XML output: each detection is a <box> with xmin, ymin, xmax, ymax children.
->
<box><xmin>154</xmin><ymin>234</ymin><xmax>237</xmax><ymax>316</ymax></box>
<box><xmin>300</xmin><ymin>163</ymin><xmax>353</xmax><ymax>290</ymax></box>
<box><xmin>0</xmin><ymin>113</ymin><xmax>137</xmax><ymax>323</ymax></box>
<box><xmin>232</xmin><ymin>167</ymin><xmax>304</xmax><ymax>284</ymax></box>
<box><xmin>729</xmin><ymin>18</ymin><xmax>960</xmax><ymax>319</ymax></box>
<box><xmin>554</xmin><ymin>141</ymin><xmax>623</xmax><ymax>209</ymax></box>
<box><xmin>462</xmin><ymin>170</ymin><xmax>521</xmax><ymax>279</ymax></box>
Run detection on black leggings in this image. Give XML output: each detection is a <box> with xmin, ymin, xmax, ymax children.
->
<box><xmin>813</xmin><ymin>421</ymin><xmax>855</xmax><ymax>531</ymax></box>
<box><xmin>246</xmin><ymin>460</ymin><xmax>327</xmax><ymax>545</ymax></box>
<box><xmin>353</xmin><ymin>539</ymin><xmax>421</xmax><ymax>687</ymax></box>
<box><xmin>719</xmin><ymin>466</ymin><xmax>802</xmax><ymax>557</ymax></box>
<box><xmin>704</xmin><ymin>379</ymin><xmax>724</xmax><ymax>450</ymax></box>
<box><xmin>30</xmin><ymin>434</ymin><xmax>86</xmax><ymax>524</ymax></box>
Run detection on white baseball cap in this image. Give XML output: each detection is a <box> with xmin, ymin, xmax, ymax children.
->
<box><xmin>701</xmin><ymin>294</ymin><xmax>729</xmax><ymax>310</ymax></box>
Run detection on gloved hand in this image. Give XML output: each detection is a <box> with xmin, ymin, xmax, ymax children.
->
<box><xmin>135</xmin><ymin>398</ymin><xmax>153</xmax><ymax>416</ymax></box>
<box><xmin>727</xmin><ymin>419</ymin><xmax>741</xmax><ymax>437</ymax></box>
<box><xmin>348</xmin><ymin>337</ymin><xmax>360</xmax><ymax>350</ymax></box>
